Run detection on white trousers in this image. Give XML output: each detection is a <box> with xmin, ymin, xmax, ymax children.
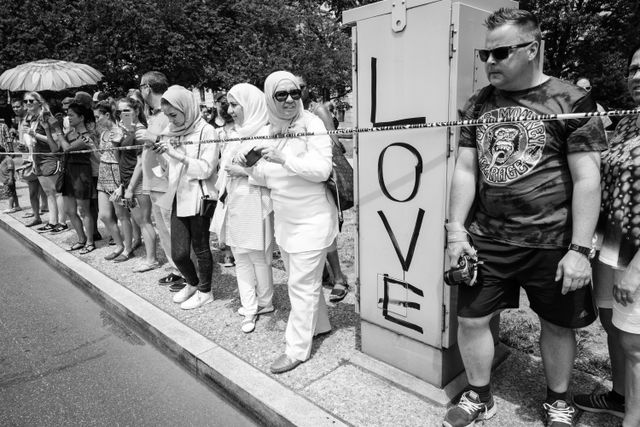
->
<box><xmin>281</xmin><ymin>248</ymin><xmax>331</xmax><ymax>361</ymax></box>
<box><xmin>232</xmin><ymin>244</ymin><xmax>274</xmax><ymax>315</ymax></box>
<box><xmin>150</xmin><ymin>190</ymin><xmax>176</xmax><ymax>270</ymax></box>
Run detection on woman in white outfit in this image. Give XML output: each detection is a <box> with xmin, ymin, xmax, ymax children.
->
<box><xmin>214</xmin><ymin>83</ymin><xmax>275</xmax><ymax>333</ymax></box>
<box><xmin>238</xmin><ymin>71</ymin><xmax>338</xmax><ymax>373</ymax></box>
<box><xmin>153</xmin><ymin>85</ymin><xmax>219</xmax><ymax>310</ymax></box>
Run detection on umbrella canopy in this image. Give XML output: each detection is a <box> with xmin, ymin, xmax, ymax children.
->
<box><xmin>0</xmin><ymin>59</ymin><xmax>103</xmax><ymax>92</ymax></box>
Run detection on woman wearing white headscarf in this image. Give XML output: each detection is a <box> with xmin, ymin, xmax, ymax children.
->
<box><xmin>153</xmin><ymin>85</ymin><xmax>219</xmax><ymax>310</ymax></box>
<box><xmin>238</xmin><ymin>71</ymin><xmax>338</xmax><ymax>373</ymax></box>
<box><xmin>216</xmin><ymin>83</ymin><xmax>274</xmax><ymax>334</ymax></box>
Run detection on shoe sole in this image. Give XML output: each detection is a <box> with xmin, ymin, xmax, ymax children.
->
<box><xmin>181</xmin><ymin>297</ymin><xmax>213</xmax><ymax>310</ymax></box>
<box><xmin>442</xmin><ymin>403</ymin><xmax>497</xmax><ymax>427</ymax></box>
<box><xmin>573</xmin><ymin>403</ymin><xmax>623</xmax><ymax>418</ymax></box>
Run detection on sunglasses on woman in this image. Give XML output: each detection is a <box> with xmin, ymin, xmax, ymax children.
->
<box><xmin>273</xmin><ymin>89</ymin><xmax>302</xmax><ymax>102</ymax></box>
<box><xmin>24</xmin><ymin>99</ymin><xmax>38</xmax><ymax>104</ymax></box>
<box><xmin>478</xmin><ymin>41</ymin><xmax>535</xmax><ymax>62</ymax></box>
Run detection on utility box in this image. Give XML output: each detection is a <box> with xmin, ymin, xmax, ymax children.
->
<box><xmin>343</xmin><ymin>0</ymin><xmax>517</xmax><ymax>389</ymax></box>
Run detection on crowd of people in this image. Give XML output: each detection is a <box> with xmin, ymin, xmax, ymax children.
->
<box><xmin>2</xmin><ymin>5</ymin><xmax>640</xmax><ymax>426</ymax></box>
<box><xmin>0</xmin><ymin>70</ymin><xmax>350</xmax><ymax>375</ymax></box>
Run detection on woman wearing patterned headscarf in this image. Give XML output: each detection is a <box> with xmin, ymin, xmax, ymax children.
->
<box><xmin>216</xmin><ymin>83</ymin><xmax>274</xmax><ymax>334</ymax></box>
<box><xmin>153</xmin><ymin>85</ymin><xmax>219</xmax><ymax>310</ymax></box>
<box><xmin>237</xmin><ymin>71</ymin><xmax>338</xmax><ymax>373</ymax></box>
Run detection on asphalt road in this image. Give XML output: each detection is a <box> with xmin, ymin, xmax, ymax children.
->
<box><xmin>0</xmin><ymin>226</ymin><xmax>257</xmax><ymax>427</ymax></box>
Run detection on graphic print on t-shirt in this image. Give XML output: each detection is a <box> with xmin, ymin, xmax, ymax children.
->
<box><xmin>476</xmin><ymin>106</ymin><xmax>546</xmax><ymax>184</ymax></box>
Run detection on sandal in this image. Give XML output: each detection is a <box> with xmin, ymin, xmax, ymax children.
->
<box><xmin>79</xmin><ymin>244</ymin><xmax>96</xmax><ymax>255</ymax></box>
<box><xmin>104</xmin><ymin>248</ymin><xmax>124</xmax><ymax>261</ymax></box>
<box><xmin>67</xmin><ymin>241</ymin><xmax>86</xmax><ymax>252</ymax></box>
<box><xmin>329</xmin><ymin>282</ymin><xmax>349</xmax><ymax>303</ymax></box>
<box><xmin>133</xmin><ymin>261</ymin><xmax>161</xmax><ymax>273</ymax></box>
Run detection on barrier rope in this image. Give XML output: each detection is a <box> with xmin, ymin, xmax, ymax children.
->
<box><xmin>5</xmin><ymin>107</ymin><xmax>639</xmax><ymax>156</ymax></box>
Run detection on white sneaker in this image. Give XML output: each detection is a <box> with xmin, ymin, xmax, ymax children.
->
<box><xmin>180</xmin><ymin>290</ymin><xmax>213</xmax><ymax>310</ymax></box>
<box><xmin>241</xmin><ymin>315</ymin><xmax>256</xmax><ymax>333</ymax></box>
<box><xmin>173</xmin><ymin>284</ymin><xmax>197</xmax><ymax>304</ymax></box>
<box><xmin>237</xmin><ymin>305</ymin><xmax>274</xmax><ymax>316</ymax></box>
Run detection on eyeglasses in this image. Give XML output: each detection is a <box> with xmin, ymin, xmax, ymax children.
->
<box><xmin>24</xmin><ymin>99</ymin><xmax>38</xmax><ymax>104</ymax></box>
<box><xmin>478</xmin><ymin>41</ymin><xmax>535</xmax><ymax>62</ymax></box>
<box><xmin>139</xmin><ymin>83</ymin><xmax>149</xmax><ymax>90</ymax></box>
<box><xmin>273</xmin><ymin>89</ymin><xmax>302</xmax><ymax>102</ymax></box>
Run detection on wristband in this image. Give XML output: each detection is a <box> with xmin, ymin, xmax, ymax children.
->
<box><xmin>445</xmin><ymin>222</ymin><xmax>466</xmax><ymax>233</ymax></box>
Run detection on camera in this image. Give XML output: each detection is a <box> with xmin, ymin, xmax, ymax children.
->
<box><xmin>444</xmin><ymin>254</ymin><xmax>481</xmax><ymax>287</ymax></box>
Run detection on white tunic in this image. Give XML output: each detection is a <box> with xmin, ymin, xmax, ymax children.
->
<box><xmin>248</xmin><ymin>112</ymin><xmax>338</xmax><ymax>253</ymax></box>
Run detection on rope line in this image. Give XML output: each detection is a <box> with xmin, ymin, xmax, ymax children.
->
<box><xmin>5</xmin><ymin>108</ymin><xmax>638</xmax><ymax>156</ymax></box>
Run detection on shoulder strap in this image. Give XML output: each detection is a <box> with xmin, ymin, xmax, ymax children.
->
<box><xmin>196</xmin><ymin>127</ymin><xmax>206</xmax><ymax>196</ymax></box>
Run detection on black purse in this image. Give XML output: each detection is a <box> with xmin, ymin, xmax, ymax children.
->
<box><xmin>194</xmin><ymin>132</ymin><xmax>216</xmax><ymax>218</ymax></box>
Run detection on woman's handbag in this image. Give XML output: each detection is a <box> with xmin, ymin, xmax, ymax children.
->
<box><xmin>195</xmin><ymin>132</ymin><xmax>216</xmax><ymax>218</ymax></box>
<box><xmin>327</xmin><ymin>138</ymin><xmax>354</xmax><ymax>212</ymax></box>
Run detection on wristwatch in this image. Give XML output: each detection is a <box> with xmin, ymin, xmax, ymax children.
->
<box><xmin>568</xmin><ymin>243</ymin><xmax>595</xmax><ymax>259</ymax></box>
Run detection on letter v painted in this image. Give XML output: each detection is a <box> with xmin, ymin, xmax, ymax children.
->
<box><xmin>377</xmin><ymin>208</ymin><xmax>425</xmax><ymax>272</ymax></box>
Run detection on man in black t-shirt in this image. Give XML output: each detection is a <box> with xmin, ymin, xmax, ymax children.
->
<box><xmin>443</xmin><ymin>9</ymin><xmax>606</xmax><ymax>427</ymax></box>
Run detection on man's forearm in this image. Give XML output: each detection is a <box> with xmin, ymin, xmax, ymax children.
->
<box><xmin>571</xmin><ymin>177</ymin><xmax>600</xmax><ymax>247</ymax></box>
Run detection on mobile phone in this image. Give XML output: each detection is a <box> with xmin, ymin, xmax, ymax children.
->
<box><xmin>245</xmin><ymin>147</ymin><xmax>262</xmax><ymax>167</ymax></box>
<box><xmin>121</xmin><ymin>111</ymin><xmax>133</xmax><ymax>130</ymax></box>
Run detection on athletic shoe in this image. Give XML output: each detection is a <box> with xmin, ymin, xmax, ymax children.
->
<box><xmin>36</xmin><ymin>223</ymin><xmax>55</xmax><ymax>233</ymax></box>
<box><xmin>543</xmin><ymin>400</ymin><xmax>576</xmax><ymax>427</ymax></box>
<box><xmin>173</xmin><ymin>284</ymin><xmax>197</xmax><ymax>304</ymax></box>
<box><xmin>443</xmin><ymin>390</ymin><xmax>496</xmax><ymax>427</ymax></box>
<box><xmin>180</xmin><ymin>290</ymin><xmax>213</xmax><ymax>310</ymax></box>
<box><xmin>237</xmin><ymin>305</ymin><xmax>274</xmax><ymax>316</ymax></box>
<box><xmin>241</xmin><ymin>315</ymin><xmax>257</xmax><ymax>333</ymax></box>
<box><xmin>50</xmin><ymin>223</ymin><xmax>69</xmax><ymax>233</ymax></box>
<box><xmin>573</xmin><ymin>392</ymin><xmax>624</xmax><ymax>418</ymax></box>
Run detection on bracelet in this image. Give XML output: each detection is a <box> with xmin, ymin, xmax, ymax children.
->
<box><xmin>447</xmin><ymin>236</ymin><xmax>469</xmax><ymax>243</ymax></box>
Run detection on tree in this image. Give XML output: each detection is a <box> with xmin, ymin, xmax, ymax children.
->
<box><xmin>521</xmin><ymin>0</ymin><xmax>640</xmax><ymax>108</ymax></box>
<box><xmin>0</xmin><ymin>0</ymin><xmax>357</xmax><ymax>99</ymax></box>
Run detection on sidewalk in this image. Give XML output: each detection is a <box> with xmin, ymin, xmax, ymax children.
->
<box><xmin>0</xmin><ymin>182</ymin><xmax>620</xmax><ymax>427</ymax></box>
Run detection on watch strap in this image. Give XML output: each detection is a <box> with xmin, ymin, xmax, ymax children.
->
<box><xmin>568</xmin><ymin>243</ymin><xmax>593</xmax><ymax>258</ymax></box>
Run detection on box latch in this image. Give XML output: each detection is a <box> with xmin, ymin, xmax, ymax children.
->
<box><xmin>391</xmin><ymin>0</ymin><xmax>407</xmax><ymax>32</ymax></box>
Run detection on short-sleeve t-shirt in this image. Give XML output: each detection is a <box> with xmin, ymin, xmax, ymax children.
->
<box><xmin>598</xmin><ymin>115</ymin><xmax>640</xmax><ymax>268</ymax></box>
<box><xmin>458</xmin><ymin>77</ymin><xmax>607</xmax><ymax>249</ymax></box>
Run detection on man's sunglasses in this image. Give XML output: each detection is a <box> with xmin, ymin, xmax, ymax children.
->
<box><xmin>478</xmin><ymin>41</ymin><xmax>535</xmax><ymax>62</ymax></box>
<box><xmin>273</xmin><ymin>89</ymin><xmax>302</xmax><ymax>102</ymax></box>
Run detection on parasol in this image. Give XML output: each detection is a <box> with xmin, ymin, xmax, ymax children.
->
<box><xmin>0</xmin><ymin>59</ymin><xmax>103</xmax><ymax>92</ymax></box>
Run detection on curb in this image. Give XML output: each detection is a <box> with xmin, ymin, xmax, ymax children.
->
<box><xmin>0</xmin><ymin>213</ymin><xmax>346</xmax><ymax>427</ymax></box>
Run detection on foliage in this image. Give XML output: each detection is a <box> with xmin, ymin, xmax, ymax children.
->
<box><xmin>521</xmin><ymin>0</ymin><xmax>640</xmax><ymax>108</ymax></box>
<box><xmin>0</xmin><ymin>0</ymin><xmax>355</xmax><ymax>99</ymax></box>
<box><xmin>2</xmin><ymin>0</ymin><xmax>639</xmax><ymax>108</ymax></box>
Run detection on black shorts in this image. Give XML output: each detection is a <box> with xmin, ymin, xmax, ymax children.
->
<box><xmin>457</xmin><ymin>233</ymin><xmax>597</xmax><ymax>328</ymax></box>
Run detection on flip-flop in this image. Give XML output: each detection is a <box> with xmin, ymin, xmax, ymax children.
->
<box><xmin>67</xmin><ymin>241</ymin><xmax>86</xmax><ymax>252</ymax></box>
<box><xmin>79</xmin><ymin>244</ymin><xmax>96</xmax><ymax>255</ymax></box>
<box><xmin>329</xmin><ymin>282</ymin><xmax>349</xmax><ymax>303</ymax></box>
